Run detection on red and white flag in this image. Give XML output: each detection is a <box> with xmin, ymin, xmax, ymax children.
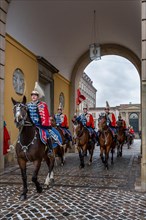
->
<box><xmin>76</xmin><ymin>88</ymin><xmax>86</xmax><ymax>105</ymax></box>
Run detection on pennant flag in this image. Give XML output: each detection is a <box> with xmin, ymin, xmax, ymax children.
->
<box><xmin>76</xmin><ymin>88</ymin><xmax>86</xmax><ymax>105</ymax></box>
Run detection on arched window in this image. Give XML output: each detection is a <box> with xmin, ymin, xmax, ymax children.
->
<box><xmin>129</xmin><ymin>113</ymin><xmax>139</xmax><ymax>132</ymax></box>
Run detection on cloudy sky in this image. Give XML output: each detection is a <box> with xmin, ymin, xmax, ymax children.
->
<box><xmin>84</xmin><ymin>55</ymin><xmax>140</xmax><ymax>107</ymax></box>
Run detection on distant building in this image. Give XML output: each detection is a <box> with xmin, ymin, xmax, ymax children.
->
<box><xmin>78</xmin><ymin>72</ymin><xmax>97</xmax><ymax>114</ymax></box>
<box><xmin>89</xmin><ymin>103</ymin><xmax>141</xmax><ymax>137</ymax></box>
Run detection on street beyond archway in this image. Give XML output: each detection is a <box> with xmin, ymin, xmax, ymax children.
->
<box><xmin>0</xmin><ymin>140</ymin><xmax>146</xmax><ymax>219</ymax></box>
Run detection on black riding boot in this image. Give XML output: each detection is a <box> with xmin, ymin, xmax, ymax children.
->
<box><xmin>47</xmin><ymin>138</ymin><xmax>53</xmax><ymax>155</ymax></box>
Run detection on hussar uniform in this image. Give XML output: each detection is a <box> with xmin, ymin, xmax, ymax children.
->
<box><xmin>104</xmin><ymin>101</ymin><xmax>117</xmax><ymax>137</ymax></box>
<box><xmin>27</xmin><ymin>83</ymin><xmax>62</xmax><ymax>151</ymax></box>
<box><xmin>54</xmin><ymin>104</ymin><xmax>72</xmax><ymax>142</ymax></box>
<box><xmin>75</xmin><ymin>105</ymin><xmax>98</xmax><ymax>143</ymax></box>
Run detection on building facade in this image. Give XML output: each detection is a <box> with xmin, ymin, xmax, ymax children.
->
<box><xmin>78</xmin><ymin>72</ymin><xmax>97</xmax><ymax>114</ymax></box>
<box><xmin>90</xmin><ymin>103</ymin><xmax>141</xmax><ymax>138</ymax></box>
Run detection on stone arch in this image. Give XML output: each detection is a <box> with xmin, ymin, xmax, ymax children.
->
<box><xmin>70</xmin><ymin>43</ymin><xmax>141</xmax><ymax>121</ymax></box>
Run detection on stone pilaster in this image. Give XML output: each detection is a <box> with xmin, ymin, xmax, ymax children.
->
<box><xmin>141</xmin><ymin>0</ymin><xmax>146</xmax><ymax>191</ymax></box>
<box><xmin>0</xmin><ymin>0</ymin><xmax>10</xmax><ymax>170</ymax></box>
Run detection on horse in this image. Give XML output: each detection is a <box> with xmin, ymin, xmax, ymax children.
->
<box><xmin>116</xmin><ymin>120</ymin><xmax>126</xmax><ymax>157</ymax></box>
<box><xmin>11</xmin><ymin>96</ymin><xmax>55</xmax><ymax>200</ymax></box>
<box><xmin>72</xmin><ymin>120</ymin><xmax>95</xmax><ymax>168</ymax></box>
<box><xmin>98</xmin><ymin>113</ymin><xmax>115</xmax><ymax>169</ymax></box>
<box><xmin>127</xmin><ymin>132</ymin><xmax>134</xmax><ymax>149</ymax></box>
<box><xmin>49</xmin><ymin>116</ymin><xmax>66</xmax><ymax>166</ymax></box>
<box><xmin>50</xmin><ymin>116</ymin><xmax>72</xmax><ymax>153</ymax></box>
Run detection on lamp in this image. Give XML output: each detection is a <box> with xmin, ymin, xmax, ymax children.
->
<box><xmin>89</xmin><ymin>10</ymin><xmax>101</xmax><ymax>61</ymax></box>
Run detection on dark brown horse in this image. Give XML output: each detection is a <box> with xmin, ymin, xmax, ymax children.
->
<box><xmin>11</xmin><ymin>96</ymin><xmax>55</xmax><ymax>200</ymax></box>
<box><xmin>116</xmin><ymin>120</ymin><xmax>126</xmax><ymax>157</ymax></box>
<box><xmin>72</xmin><ymin>120</ymin><xmax>95</xmax><ymax>168</ymax></box>
<box><xmin>98</xmin><ymin>114</ymin><xmax>115</xmax><ymax>169</ymax></box>
<box><xmin>50</xmin><ymin>116</ymin><xmax>72</xmax><ymax>153</ymax></box>
<box><xmin>127</xmin><ymin>132</ymin><xmax>134</xmax><ymax>149</ymax></box>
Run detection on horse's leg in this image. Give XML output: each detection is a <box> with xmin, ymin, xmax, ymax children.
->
<box><xmin>32</xmin><ymin>160</ymin><xmax>42</xmax><ymax>193</ymax></box>
<box><xmin>111</xmin><ymin>146</ymin><xmax>114</xmax><ymax>165</ymax></box>
<box><xmin>44</xmin><ymin>154</ymin><xmax>55</xmax><ymax>187</ymax></box>
<box><xmin>78</xmin><ymin>147</ymin><xmax>85</xmax><ymax>168</ymax></box>
<box><xmin>117</xmin><ymin>141</ymin><xmax>120</xmax><ymax>157</ymax></box>
<box><xmin>57</xmin><ymin>146</ymin><xmax>65</xmax><ymax>166</ymax></box>
<box><xmin>18</xmin><ymin>159</ymin><xmax>28</xmax><ymax>200</ymax></box>
<box><xmin>120</xmin><ymin>143</ymin><xmax>124</xmax><ymax>157</ymax></box>
<box><xmin>100</xmin><ymin>146</ymin><xmax>105</xmax><ymax>164</ymax></box>
<box><xmin>88</xmin><ymin>142</ymin><xmax>94</xmax><ymax>165</ymax></box>
<box><xmin>105</xmin><ymin>145</ymin><xmax>111</xmax><ymax>170</ymax></box>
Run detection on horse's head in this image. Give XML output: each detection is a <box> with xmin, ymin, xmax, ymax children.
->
<box><xmin>98</xmin><ymin>113</ymin><xmax>107</xmax><ymax>131</ymax></box>
<box><xmin>11</xmin><ymin>96</ymin><xmax>28</xmax><ymax>128</ymax></box>
<box><xmin>116</xmin><ymin>120</ymin><xmax>124</xmax><ymax>129</ymax></box>
<box><xmin>50</xmin><ymin>116</ymin><xmax>56</xmax><ymax>127</ymax></box>
<box><xmin>72</xmin><ymin>120</ymin><xmax>83</xmax><ymax>139</ymax></box>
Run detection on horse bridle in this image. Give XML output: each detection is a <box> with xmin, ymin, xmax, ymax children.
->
<box><xmin>13</xmin><ymin>103</ymin><xmax>36</xmax><ymax>161</ymax></box>
<box><xmin>13</xmin><ymin>103</ymin><xmax>32</xmax><ymax>128</ymax></box>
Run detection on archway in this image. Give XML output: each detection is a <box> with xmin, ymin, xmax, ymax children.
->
<box><xmin>70</xmin><ymin>43</ymin><xmax>141</xmax><ymax>124</ymax></box>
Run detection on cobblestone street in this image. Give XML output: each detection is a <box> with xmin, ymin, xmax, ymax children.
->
<box><xmin>0</xmin><ymin>140</ymin><xmax>146</xmax><ymax>220</ymax></box>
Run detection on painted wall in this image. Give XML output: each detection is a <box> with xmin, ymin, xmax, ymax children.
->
<box><xmin>53</xmin><ymin>73</ymin><xmax>70</xmax><ymax>125</ymax></box>
<box><xmin>4</xmin><ymin>34</ymin><xmax>38</xmax><ymax>144</ymax></box>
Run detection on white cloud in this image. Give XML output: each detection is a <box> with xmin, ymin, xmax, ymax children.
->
<box><xmin>84</xmin><ymin>55</ymin><xmax>140</xmax><ymax>107</ymax></box>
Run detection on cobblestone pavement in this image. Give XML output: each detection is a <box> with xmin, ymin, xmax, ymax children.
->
<box><xmin>0</xmin><ymin>140</ymin><xmax>146</xmax><ymax>220</ymax></box>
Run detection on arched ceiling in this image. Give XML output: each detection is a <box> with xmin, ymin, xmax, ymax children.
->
<box><xmin>6</xmin><ymin>0</ymin><xmax>141</xmax><ymax>81</ymax></box>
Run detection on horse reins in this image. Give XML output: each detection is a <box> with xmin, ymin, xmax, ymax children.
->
<box><xmin>14</xmin><ymin>103</ymin><xmax>36</xmax><ymax>162</ymax></box>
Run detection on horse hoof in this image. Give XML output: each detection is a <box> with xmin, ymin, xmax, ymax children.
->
<box><xmin>79</xmin><ymin>165</ymin><xmax>84</xmax><ymax>169</ymax></box>
<box><xmin>50</xmin><ymin>178</ymin><xmax>54</xmax><ymax>186</ymax></box>
<box><xmin>19</xmin><ymin>194</ymin><xmax>27</xmax><ymax>201</ymax></box>
<box><xmin>37</xmin><ymin>186</ymin><xmax>43</xmax><ymax>193</ymax></box>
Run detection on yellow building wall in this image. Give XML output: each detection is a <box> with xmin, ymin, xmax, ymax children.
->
<box><xmin>4</xmin><ymin>34</ymin><xmax>38</xmax><ymax>143</ymax></box>
<box><xmin>53</xmin><ymin>73</ymin><xmax>70</xmax><ymax>124</ymax></box>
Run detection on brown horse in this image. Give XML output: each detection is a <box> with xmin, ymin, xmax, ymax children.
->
<box><xmin>116</xmin><ymin>120</ymin><xmax>126</xmax><ymax>157</ymax></box>
<box><xmin>50</xmin><ymin>116</ymin><xmax>72</xmax><ymax>153</ymax></box>
<box><xmin>127</xmin><ymin>132</ymin><xmax>134</xmax><ymax>149</ymax></box>
<box><xmin>73</xmin><ymin>120</ymin><xmax>95</xmax><ymax>168</ymax></box>
<box><xmin>49</xmin><ymin>116</ymin><xmax>66</xmax><ymax>166</ymax></box>
<box><xmin>11</xmin><ymin>96</ymin><xmax>55</xmax><ymax>200</ymax></box>
<box><xmin>98</xmin><ymin>114</ymin><xmax>115</xmax><ymax>169</ymax></box>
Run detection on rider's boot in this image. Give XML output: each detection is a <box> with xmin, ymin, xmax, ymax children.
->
<box><xmin>47</xmin><ymin>138</ymin><xmax>53</xmax><ymax>156</ymax></box>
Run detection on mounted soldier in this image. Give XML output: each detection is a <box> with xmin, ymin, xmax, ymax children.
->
<box><xmin>116</xmin><ymin>113</ymin><xmax>128</xmax><ymax>139</ymax></box>
<box><xmin>73</xmin><ymin>103</ymin><xmax>97</xmax><ymax>144</ymax></box>
<box><xmin>104</xmin><ymin>101</ymin><xmax>117</xmax><ymax>141</ymax></box>
<box><xmin>54</xmin><ymin>103</ymin><xmax>72</xmax><ymax>144</ymax></box>
<box><xmin>27</xmin><ymin>82</ymin><xmax>62</xmax><ymax>154</ymax></box>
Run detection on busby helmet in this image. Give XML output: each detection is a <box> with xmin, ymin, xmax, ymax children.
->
<box><xmin>31</xmin><ymin>90</ymin><xmax>39</xmax><ymax>96</ymax></box>
<box><xmin>105</xmin><ymin>101</ymin><xmax>110</xmax><ymax>110</ymax></box>
<box><xmin>58</xmin><ymin>103</ymin><xmax>63</xmax><ymax>110</ymax></box>
<box><xmin>83</xmin><ymin>102</ymin><xmax>88</xmax><ymax>110</ymax></box>
<box><xmin>31</xmin><ymin>82</ymin><xmax>45</xmax><ymax>99</ymax></box>
<box><xmin>118</xmin><ymin>113</ymin><xmax>122</xmax><ymax>119</ymax></box>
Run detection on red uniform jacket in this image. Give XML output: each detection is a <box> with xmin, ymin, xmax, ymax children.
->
<box><xmin>86</xmin><ymin>113</ymin><xmax>95</xmax><ymax>129</ymax></box>
<box><xmin>38</xmin><ymin>101</ymin><xmax>51</xmax><ymax>127</ymax></box>
<box><xmin>108</xmin><ymin>112</ymin><xmax>116</xmax><ymax>127</ymax></box>
<box><xmin>129</xmin><ymin>128</ymin><xmax>134</xmax><ymax>134</ymax></box>
<box><xmin>60</xmin><ymin>114</ymin><xmax>68</xmax><ymax>128</ymax></box>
